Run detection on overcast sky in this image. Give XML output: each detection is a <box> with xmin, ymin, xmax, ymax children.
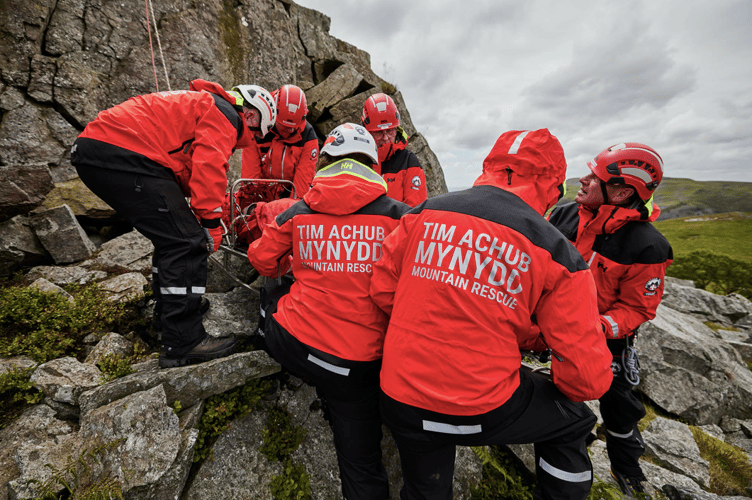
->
<box><xmin>295</xmin><ymin>0</ymin><xmax>752</xmax><ymax>189</ymax></box>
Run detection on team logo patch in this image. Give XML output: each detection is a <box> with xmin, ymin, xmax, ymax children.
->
<box><xmin>645</xmin><ymin>278</ymin><xmax>661</xmax><ymax>292</ymax></box>
<box><xmin>311</xmin><ymin>149</ymin><xmax>317</xmax><ymax>160</ymax></box>
<box><xmin>411</xmin><ymin>175</ymin><xmax>422</xmax><ymax>188</ymax></box>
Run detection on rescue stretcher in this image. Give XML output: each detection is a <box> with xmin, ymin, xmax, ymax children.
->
<box><xmin>208</xmin><ymin>178</ymin><xmax>297</xmax><ymax>295</ymax></box>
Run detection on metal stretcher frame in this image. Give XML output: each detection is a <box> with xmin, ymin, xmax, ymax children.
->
<box><xmin>208</xmin><ymin>178</ymin><xmax>297</xmax><ymax>295</ymax></box>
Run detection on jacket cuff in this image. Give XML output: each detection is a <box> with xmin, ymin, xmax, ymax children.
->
<box><xmin>200</xmin><ymin>218</ymin><xmax>221</xmax><ymax>229</ymax></box>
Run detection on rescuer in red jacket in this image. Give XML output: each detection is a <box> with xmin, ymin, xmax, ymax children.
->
<box><xmin>70</xmin><ymin>80</ymin><xmax>277</xmax><ymax>368</ymax></box>
<box><xmin>247</xmin><ymin>123</ymin><xmax>411</xmax><ymax>500</ymax></box>
<box><xmin>240</xmin><ymin>84</ymin><xmax>318</xmax><ymax>198</ymax></box>
<box><xmin>361</xmin><ymin>93</ymin><xmax>427</xmax><ymax>206</ymax></box>
<box><xmin>546</xmin><ymin>143</ymin><xmax>673</xmax><ymax>496</ymax></box>
<box><xmin>370</xmin><ymin>129</ymin><xmax>613</xmax><ymax>500</ymax></box>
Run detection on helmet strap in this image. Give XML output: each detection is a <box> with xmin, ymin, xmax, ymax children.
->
<box><xmin>599</xmin><ymin>180</ymin><xmax>611</xmax><ymax>205</ymax></box>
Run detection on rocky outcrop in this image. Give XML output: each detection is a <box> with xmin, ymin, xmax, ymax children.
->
<box><xmin>0</xmin><ymin>0</ymin><xmax>448</xmax><ymax>278</ymax></box>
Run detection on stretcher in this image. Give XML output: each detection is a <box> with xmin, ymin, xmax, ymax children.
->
<box><xmin>208</xmin><ymin>178</ymin><xmax>297</xmax><ymax>294</ymax></box>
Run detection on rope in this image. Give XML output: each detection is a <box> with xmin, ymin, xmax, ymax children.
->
<box><xmin>148</xmin><ymin>0</ymin><xmax>172</xmax><ymax>90</ymax></box>
<box><xmin>144</xmin><ymin>0</ymin><xmax>159</xmax><ymax>91</ymax></box>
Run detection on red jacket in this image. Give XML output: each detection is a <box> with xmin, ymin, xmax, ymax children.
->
<box><xmin>547</xmin><ymin>201</ymin><xmax>673</xmax><ymax>340</ymax></box>
<box><xmin>376</xmin><ymin>129</ymin><xmax>427</xmax><ymax>207</ymax></box>
<box><xmin>247</xmin><ymin>159</ymin><xmax>410</xmax><ymax>361</ymax></box>
<box><xmin>78</xmin><ymin>79</ymin><xmax>256</xmax><ymax>221</ymax></box>
<box><xmin>371</xmin><ymin>129</ymin><xmax>613</xmax><ymax>415</ymax></box>
<box><xmin>241</xmin><ymin>121</ymin><xmax>319</xmax><ymax>197</ymax></box>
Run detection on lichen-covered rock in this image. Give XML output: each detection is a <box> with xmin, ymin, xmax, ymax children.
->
<box><xmin>30</xmin><ymin>356</ymin><xmax>102</xmax><ymax>406</ymax></box>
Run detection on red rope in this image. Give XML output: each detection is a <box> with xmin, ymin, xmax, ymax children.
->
<box><xmin>144</xmin><ymin>0</ymin><xmax>159</xmax><ymax>91</ymax></box>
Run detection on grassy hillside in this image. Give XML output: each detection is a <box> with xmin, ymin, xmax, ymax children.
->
<box><xmin>653</xmin><ymin>212</ymin><xmax>752</xmax><ymax>262</ymax></box>
<box><xmin>558</xmin><ymin>178</ymin><xmax>752</xmax><ymax>221</ymax></box>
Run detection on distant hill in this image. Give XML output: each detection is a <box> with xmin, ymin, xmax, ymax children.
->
<box><xmin>558</xmin><ymin>178</ymin><xmax>752</xmax><ymax>220</ymax></box>
<box><xmin>653</xmin><ymin>212</ymin><xmax>752</xmax><ymax>262</ymax></box>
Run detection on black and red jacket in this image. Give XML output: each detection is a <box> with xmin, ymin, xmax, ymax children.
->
<box><xmin>370</xmin><ymin>129</ymin><xmax>613</xmax><ymax>416</ymax></box>
<box><xmin>547</xmin><ymin>201</ymin><xmax>673</xmax><ymax>340</ymax></box>
<box><xmin>377</xmin><ymin>128</ymin><xmax>427</xmax><ymax>207</ymax></box>
<box><xmin>75</xmin><ymin>79</ymin><xmax>255</xmax><ymax>222</ymax></box>
<box><xmin>241</xmin><ymin>121</ymin><xmax>319</xmax><ymax>198</ymax></box>
<box><xmin>248</xmin><ymin>159</ymin><xmax>410</xmax><ymax>362</ymax></box>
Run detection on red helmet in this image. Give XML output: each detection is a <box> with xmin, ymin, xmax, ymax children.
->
<box><xmin>361</xmin><ymin>93</ymin><xmax>400</xmax><ymax>132</ymax></box>
<box><xmin>587</xmin><ymin>143</ymin><xmax>664</xmax><ymax>200</ymax></box>
<box><xmin>275</xmin><ymin>84</ymin><xmax>308</xmax><ymax>128</ymax></box>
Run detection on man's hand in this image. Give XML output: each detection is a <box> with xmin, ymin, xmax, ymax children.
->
<box><xmin>201</xmin><ymin>218</ymin><xmax>223</xmax><ymax>253</ymax></box>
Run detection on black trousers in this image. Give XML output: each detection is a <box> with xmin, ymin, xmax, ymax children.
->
<box><xmin>74</xmin><ymin>162</ymin><xmax>208</xmax><ymax>356</ymax></box>
<box><xmin>600</xmin><ymin>338</ymin><xmax>646</xmax><ymax>480</ymax></box>
<box><xmin>264</xmin><ymin>315</ymin><xmax>389</xmax><ymax>500</ymax></box>
<box><xmin>381</xmin><ymin>368</ymin><xmax>597</xmax><ymax>500</ymax></box>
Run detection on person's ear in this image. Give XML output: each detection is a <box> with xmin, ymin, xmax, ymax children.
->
<box><xmin>612</xmin><ymin>185</ymin><xmax>635</xmax><ymax>204</ymax></box>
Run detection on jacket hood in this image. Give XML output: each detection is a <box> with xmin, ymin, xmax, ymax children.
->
<box><xmin>473</xmin><ymin>129</ymin><xmax>566</xmax><ymax>215</ymax></box>
<box><xmin>303</xmin><ymin>158</ymin><xmax>387</xmax><ymax>215</ymax></box>
<box><xmin>189</xmin><ymin>79</ymin><xmax>256</xmax><ymax>149</ymax></box>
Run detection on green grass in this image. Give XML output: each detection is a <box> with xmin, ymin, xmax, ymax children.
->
<box><xmin>690</xmin><ymin>426</ymin><xmax>752</xmax><ymax>496</ymax></box>
<box><xmin>653</xmin><ymin>213</ymin><xmax>752</xmax><ymax>262</ymax></box>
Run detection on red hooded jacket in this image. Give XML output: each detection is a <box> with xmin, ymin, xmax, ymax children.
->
<box><xmin>78</xmin><ymin>79</ymin><xmax>256</xmax><ymax>221</ymax></box>
<box><xmin>376</xmin><ymin>128</ymin><xmax>427</xmax><ymax>207</ymax></box>
<box><xmin>241</xmin><ymin>121</ymin><xmax>319</xmax><ymax>197</ymax></box>
<box><xmin>247</xmin><ymin>159</ymin><xmax>411</xmax><ymax>361</ymax></box>
<box><xmin>547</xmin><ymin>201</ymin><xmax>673</xmax><ymax>340</ymax></box>
<box><xmin>370</xmin><ymin>129</ymin><xmax>613</xmax><ymax>415</ymax></box>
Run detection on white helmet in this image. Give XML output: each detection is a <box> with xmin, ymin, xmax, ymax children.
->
<box><xmin>321</xmin><ymin>123</ymin><xmax>378</xmax><ymax>165</ymax></box>
<box><xmin>231</xmin><ymin>85</ymin><xmax>277</xmax><ymax>135</ymax></box>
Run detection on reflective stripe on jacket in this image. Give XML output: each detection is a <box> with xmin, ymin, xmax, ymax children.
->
<box><xmin>248</xmin><ymin>159</ymin><xmax>411</xmax><ymax>361</ymax></box>
<box><xmin>77</xmin><ymin>79</ymin><xmax>255</xmax><ymax>221</ymax></box>
<box><xmin>547</xmin><ymin>201</ymin><xmax>673</xmax><ymax>340</ymax></box>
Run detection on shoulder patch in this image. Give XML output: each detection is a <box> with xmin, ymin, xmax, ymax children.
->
<box><xmin>411</xmin><ymin>175</ymin><xmax>422</xmax><ymax>189</ymax></box>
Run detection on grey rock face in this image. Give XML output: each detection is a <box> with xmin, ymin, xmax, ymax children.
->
<box><xmin>97</xmin><ymin>272</ymin><xmax>148</xmax><ymax>303</ymax></box>
<box><xmin>29</xmin><ymin>205</ymin><xmax>96</xmax><ymax>264</ymax></box>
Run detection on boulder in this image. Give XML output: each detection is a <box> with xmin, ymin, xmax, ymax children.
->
<box><xmin>0</xmin><ymin>215</ymin><xmax>49</xmax><ymax>278</ymax></box>
<box><xmin>26</xmin><ymin>264</ymin><xmax>108</xmax><ymax>285</ymax></box>
<box><xmin>40</xmin><ymin>177</ymin><xmax>117</xmax><ymax>217</ymax></box>
<box><xmin>82</xmin><ymin>229</ymin><xmax>154</xmax><ymax>272</ymax></box>
<box><xmin>84</xmin><ymin>332</ymin><xmax>135</xmax><ymax>366</ymax></box>
<box><xmin>638</xmin><ymin>304</ymin><xmax>752</xmax><ymax>425</ymax></box>
<box><xmin>97</xmin><ymin>271</ymin><xmax>148</xmax><ymax>303</ymax></box>
<box><xmin>29</xmin><ymin>205</ymin><xmax>96</xmax><ymax>264</ymax></box>
<box><xmin>642</xmin><ymin>417</ymin><xmax>710</xmax><ymax>487</ymax></box>
<box><xmin>30</xmin><ymin>356</ymin><xmax>102</xmax><ymax>406</ymax></box>
<box><xmin>78</xmin><ymin>350</ymin><xmax>280</xmax><ymax>415</ymax></box>
<box><xmin>29</xmin><ymin>277</ymin><xmax>74</xmax><ymax>302</ymax></box>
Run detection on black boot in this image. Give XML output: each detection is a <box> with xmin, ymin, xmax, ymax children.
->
<box><xmin>159</xmin><ymin>334</ymin><xmax>237</xmax><ymax>368</ymax></box>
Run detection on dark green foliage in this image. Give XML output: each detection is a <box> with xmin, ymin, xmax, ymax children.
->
<box><xmin>28</xmin><ymin>439</ymin><xmax>125</xmax><ymax>500</ymax></box>
<box><xmin>667</xmin><ymin>250</ymin><xmax>752</xmax><ymax>299</ymax></box>
<box><xmin>0</xmin><ymin>284</ymin><xmax>130</xmax><ymax>363</ymax></box>
<box><xmin>0</xmin><ymin>367</ymin><xmax>43</xmax><ymax>428</ymax></box>
<box><xmin>586</xmin><ymin>478</ymin><xmax>627</xmax><ymax>500</ymax></box>
<box><xmin>270</xmin><ymin>459</ymin><xmax>312</xmax><ymax>500</ymax></box>
<box><xmin>260</xmin><ymin>405</ymin><xmax>307</xmax><ymax>462</ymax></box>
<box><xmin>690</xmin><ymin>426</ymin><xmax>752</xmax><ymax>496</ymax></box>
<box><xmin>470</xmin><ymin>446</ymin><xmax>534</xmax><ymax>500</ymax></box>
<box><xmin>97</xmin><ymin>354</ymin><xmax>134</xmax><ymax>383</ymax></box>
<box><xmin>193</xmin><ymin>379</ymin><xmax>270</xmax><ymax>463</ymax></box>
